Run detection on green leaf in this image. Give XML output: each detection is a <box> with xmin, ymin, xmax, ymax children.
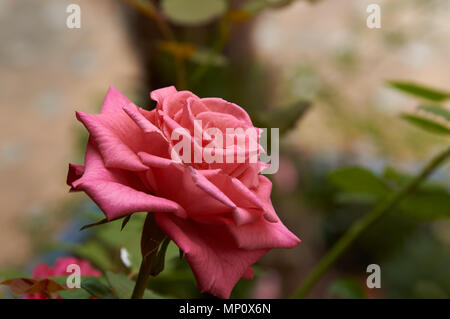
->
<box><xmin>398</xmin><ymin>192</ymin><xmax>450</xmax><ymax>220</ymax></box>
<box><xmin>59</xmin><ymin>287</ymin><xmax>92</xmax><ymax>299</ymax></box>
<box><xmin>179</xmin><ymin>248</ymin><xmax>184</xmax><ymax>261</ymax></box>
<box><xmin>256</xmin><ymin>101</ymin><xmax>311</xmax><ymax>135</ymax></box>
<box><xmin>329</xmin><ymin>278</ymin><xmax>366</xmax><ymax>299</ymax></box>
<box><xmin>161</xmin><ymin>0</ymin><xmax>227</xmax><ymax>26</ymax></box>
<box><xmin>105</xmin><ymin>272</ymin><xmax>134</xmax><ymax>299</ymax></box>
<box><xmin>328</xmin><ymin>167</ymin><xmax>391</xmax><ymax>198</ymax></box>
<box><xmin>105</xmin><ymin>272</ymin><xmax>165</xmax><ymax>299</ymax></box>
<box><xmin>81</xmin><ymin>278</ymin><xmax>117</xmax><ymax>299</ymax></box>
<box><xmin>121</xmin><ymin>215</ymin><xmax>132</xmax><ymax>231</ymax></box>
<box><xmin>401</xmin><ymin>113</ymin><xmax>450</xmax><ymax>135</ymax></box>
<box><xmin>418</xmin><ymin>105</ymin><xmax>450</xmax><ymax>121</ymax></box>
<box><xmin>388</xmin><ymin>81</ymin><xmax>450</xmax><ymax>102</ymax></box>
<box><xmin>151</xmin><ymin>238</ymin><xmax>171</xmax><ymax>276</ymax></box>
<box><xmin>50</xmin><ymin>276</ymin><xmax>96</xmax><ymax>299</ymax></box>
<box><xmin>80</xmin><ymin>218</ymin><xmax>108</xmax><ymax>231</ymax></box>
<box><xmin>243</xmin><ymin>0</ymin><xmax>295</xmax><ymax>14</ymax></box>
<box><xmin>141</xmin><ymin>213</ymin><xmax>166</xmax><ymax>259</ymax></box>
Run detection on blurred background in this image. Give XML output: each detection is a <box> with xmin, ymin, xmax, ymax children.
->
<box><xmin>0</xmin><ymin>0</ymin><xmax>449</xmax><ymax>298</ymax></box>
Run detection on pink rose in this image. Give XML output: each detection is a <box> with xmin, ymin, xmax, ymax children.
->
<box><xmin>67</xmin><ymin>86</ymin><xmax>300</xmax><ymax>298</ymax></box>
<box><xmin>25</xmin><ymin>257</ymin><xmax>101</xmax><ymax>299</ymax></box>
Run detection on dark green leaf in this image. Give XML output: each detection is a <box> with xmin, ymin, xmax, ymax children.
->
<box><xmin>105</xmin><ymin>272</ymin><xmax>133</xmax><ymax>299</ymax></box>
<box><xmin>51</xmin><ymin>276</ymin><xmax>97</xmax><ymax>299</ymax></box>
<box><xmin>121</xmin><ymin>215</ymin><xmax>132</xmax><ymax>231</ymax></box>
<box><xmin>179</xmin><ymin>248</ymin><xmax>184</xmax><ymax>261</ymax></box>
<box><xmin>398</xmin><ymin>192</ymin><xmax>450</xmax><ymax>220</ymax></box>
<box><xmin>151</xmin><ymin>237</ymin><xmax>171</xmax><ymax>276</ymax></box>
<box><xmin>80</xmin><ymin>218</ymin><xmax>108</xmax><ymax>231</ymax></box>
<box><xmin>256</xmin><ymin>101</ymin><xmax>311</xmax><ymax>135</ymax></box>
<box><xmin>81</xmin><ymin>278</ymin><xmax>117</xmax><ymax>299</ymax></box>
<box><xmin>329</xmin><ymin>278</ymin><xmax>366</xmax><ymax>299</ymax></box>
<box><xmin>141</xmin><ymin>213</ymin><xmax>166</xmax><ymax>259</ymax></box>
<box><xmin>401</xmin><ymin>113</ymin><xmax>450</xmax><ymax>135</ymax></box>
<box><xmin>388</xmin><ymin>81</ymin><xmax>450</xmax><ymax>102</ymax></box>
<box><xmin>59</xmin><ymin>288</ymin><xmax>92</xmax><ymax>299</ymax></box>
<box><xmin>105</xmin><ymin>271</ymin><xmax>165</xmax><ymax>299</ymax></box>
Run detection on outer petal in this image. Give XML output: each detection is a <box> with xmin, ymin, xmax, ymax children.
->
<box><xmin>148</xmin><ymin>165</ymin><xmax>232</xmax><ymax>216</ymax></box>
<box><xmin>225</xmin><ymin>176</ymin><xmax>301</xmax><ymax>249</ymax></box>
<box><xmin>101</xmin><ymin>86</ymin><xmax>133</xmax><ymax>114</ymax></box>
<box><xmin>76</xmin><ymin>110</ymin><xmax>149</xmax><ymax>171</ymax></box>
<box><xmin>70</xmin><ymin>140</ymin><xmax>186</xmax><ymax>220</ymax></box>
<box><xmin>155</xmin><ymin>214</ymin><xmax>268</xmax><ymax>298</ymax></box>
<box><xmin>226</xmin><ymin>216</ymin><xmax>300</xmax><ymax>250</ymax></box>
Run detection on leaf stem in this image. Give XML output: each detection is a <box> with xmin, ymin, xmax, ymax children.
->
<box><xmin>291</xmin><ymin>146</ymin><xmax>450</xmax><ymax>299</ymax></box>
<box><xmin>131</xmin><ymin>252</ymin><xmax>156</xmax><ymax>299</ymax></box>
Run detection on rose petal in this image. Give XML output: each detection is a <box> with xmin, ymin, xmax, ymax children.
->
<box><xmin>201</xmin><ymin>98</ymin><xmax>253</xmax><ymax>125</ymax></box>
<box><xmin>71</xmin><ymin>140</ymin><xmax>186</xmax><ymax>220</ymax></box>
<box><xmin>226</xmin><ymin>216</ymin><xmax>300</xmax><ymax>250</ymax></box>
<box><xmin>101</xmin><ymin>86</ymin><xmax>134</xmax><ymax>114</ymax></box>
<box><xmin>76</xmin><ymin>110</ymin><xmax>149</xmax><ymax>171</ymax></box>
<box><xmin>155</xmin><ymin>214</ymin><xmax>268</xmax><ymax>298</ymax></box>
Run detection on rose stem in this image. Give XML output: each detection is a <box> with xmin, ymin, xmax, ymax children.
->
<box><xmin>131</xmin><ymin>252</ymin><xmax>156</xmax><ymax>299</ymax></box>
<box><xmin>291</xmin><ymin>146</ymin><xmax>450</xmax><ymax>299</ymax></box>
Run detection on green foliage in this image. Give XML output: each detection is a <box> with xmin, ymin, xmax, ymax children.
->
<box><xmin>255</xmin><ymin>101</ymin><xmax>311</xmax><ymax>135</ymax></box>
<box><xmin>388</xmin><ymin>81</ymin><xmax>450</xmax><ymax>136</ymax></box>
<box><xmin>328</xmin><ymin>278</ymin><xmax>366</xmax><ymax>299</ymax></box>
<box><xmin>401</xmin><ymin>113</ymin><xmax>450</xmax><ymax>136</ymax></box>
<box><xmin>388</xmin><ymin>81</ymin><xmax>450</xmax><ymax>102</ymax></box>
<box><xmin>81</xmin><ymin>277</ymin><xmax>117</xmax><ymax>299</ymax></box>
<box><xmin>398</xmin><ymin>192</ymin><xmax>450</xmax><ymax>221</ymax></box>
<box><xmin>161</xmin><ymin>0</ymin><xmax>227</xmax><ymax>26</ymax></box>
<box><xmin>328</xmin><ymin>167</ymin><xmax>391</xmax><ymax>199</ymax></box>
<box><xmin>105</xmin><ymin>271</ymin><xmax>164</xmax><ymax>299</ymax></box>
<box><xmin>329</xmin><ymin>165</ymin><xmax>450</xmax><ymax>221</ymax></box>
<box><xmin>80</xmin><ymin>218</ymin><xmax>108</xmax><ymax>231</ymax></box>
<box><xmin>151</xmin><ymin>238</ymin><xmax>171</xmax><ymax>276</ymax></box>
<box><xmin>419</xmin><ymin>105</ymin><xmax>450</xmax><ymax>122</ymax></box>
<box><xmin>383</xmin><ymin>231</ymin><xmax>450</xmax><ymax>298</ymax></box>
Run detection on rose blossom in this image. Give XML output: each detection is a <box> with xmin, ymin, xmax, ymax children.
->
<box><xmin>25</xmin><ymin>257</ymin><xmax>101</xmax><ymax>299</ymax></box>
<box><xmin>67</xmin><ymin>86</ymin><xmax>300</xmax><ymax>298</ymax></box>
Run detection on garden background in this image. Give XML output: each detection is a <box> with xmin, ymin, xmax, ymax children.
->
<box><xmin>0</xmin><ymin>0</ymin><xmax>449</xmax><ymax>298</ymax></box>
